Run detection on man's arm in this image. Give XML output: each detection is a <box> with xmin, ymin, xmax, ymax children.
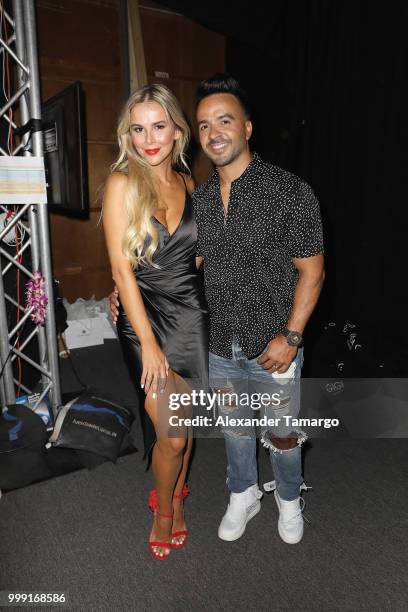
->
<box><xmin>287</xmin><ymin>253</ymin><xmax>325</xmax><ymax>333</ymax></box>
<box><xmin>257</xmin><ymin>253</ymin><xmax>325</xmax><ymax>372</ymax></box>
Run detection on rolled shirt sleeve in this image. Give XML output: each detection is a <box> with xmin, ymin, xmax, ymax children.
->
<box><xmin>286</xmin><ymin>181</ymin><xmax>324</xmax><ymax>258</ymax></box>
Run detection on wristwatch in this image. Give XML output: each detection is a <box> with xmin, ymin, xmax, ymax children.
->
<box><xmin>281</xmin><ymin>328</ymin><xmax>303</xmax><ymax>347</ymax></box>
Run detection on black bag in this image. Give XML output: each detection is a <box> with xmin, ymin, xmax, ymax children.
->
<box><xmin>49</xmin><ymin>390</ymin><xmax>134</xmax><ymax>462</ymax></box>
<box><xmin>0</xmin><ymin>403</ymin><xmax>51</xmax><ymax>490</ymax></box>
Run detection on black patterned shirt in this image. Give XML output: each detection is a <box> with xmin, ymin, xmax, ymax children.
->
<box><xmin>192</xmin><ymin>152</ymin><xmax>324</xmax><ymax>359</ymax></box>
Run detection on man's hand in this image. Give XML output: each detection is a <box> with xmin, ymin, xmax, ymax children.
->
<box><xmin>257</xmin><ymin>335</ymin><xmax>297</xmax><ymax>373</ymax></box>
<box><xmin>109</xmin><ymin>287</ymin><xmax>119</xmax><ymax>323</ymax></box>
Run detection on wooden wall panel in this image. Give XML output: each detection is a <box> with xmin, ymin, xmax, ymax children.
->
<box><xmin>37</xmin><ymin>0</ymin><xmax>121</xmax><ymax>81</ymax></box>
<box><xmin>37</xmin><ymin>0</ymin><xmax>225</xmax><ymax>301</ymax></box>
<box><xmin>37</xmin><ymin>0</ymin><xmax>121</xmax><ymax>301</ymax></box>
<box><xmin>41</xmin><ymin>79</ymin><xmax>122</xmax><ymax>148</ymax></box>
<box><xmin>141</xmin><ymin>10</ymin><xmax>225</xmax><ymax>78</ymax></box>
<box><xmin>87</xmin><ymin>143</ymin><xmax>117</xmax><ymax>206</ymax></box>
<box><xmin>81</xmin><ymin>84</ymin><xmax>122</xmax><ymax>143</ymax></box>
<box><xmin>139</xmin><ymin>4</ymin><xmax>225</xmax><ymax>184</ymax></box>
<box><xmin>51</xmin><ymin>212</ymin><xmax>112</xmax><ymax>298</ymax></box>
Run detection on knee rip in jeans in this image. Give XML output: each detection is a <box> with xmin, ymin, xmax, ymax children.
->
<box><xmin>260</xmin><ymin>429</ymin><xmax>307</xmax><ymax>454</ymax></box>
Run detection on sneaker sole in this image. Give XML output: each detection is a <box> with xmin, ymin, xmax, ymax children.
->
<box><xmin>218</xmin><ymin>501</ymin><xmax>261</xmax><ymax>542</ymax></box>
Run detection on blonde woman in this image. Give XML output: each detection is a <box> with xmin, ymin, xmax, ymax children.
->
<box><xmin>103</xmin><ymin>84</ymin><xmax>208</xmax><ymax>560</ymax></box>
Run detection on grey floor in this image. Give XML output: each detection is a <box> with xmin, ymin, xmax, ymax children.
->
<box><xmin>1</xmin><ymin>341</ymin><xmax>407</xmax><ymax>612</ymax></box>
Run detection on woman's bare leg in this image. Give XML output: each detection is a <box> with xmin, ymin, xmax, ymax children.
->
<box><xmin>144</xmin><ymin>371</ymin><xmax>188</xmax><ymax>557</ymax></box>
<box><xmin>172</xmin><ymin>434</ymin><xmax>193</xmax><ymax>545</ymax></box>
<box><xmin>171</xmin><ymin>372</ymin><xmax>195</xmax><ymax>545</ymax></box>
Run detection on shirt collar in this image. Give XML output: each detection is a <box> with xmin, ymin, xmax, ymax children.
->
<box><xmin>208</xmin><ymin>151</ymin><xmax>263</xmax><ymax>190</ymax></box>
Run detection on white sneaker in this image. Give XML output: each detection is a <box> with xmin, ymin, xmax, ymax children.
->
<box><xmin>218</xmin><ymin>484</ymin><xmax>263</xmax><ymax>541</ymax></box>
<box><xmin>274</xmin><ymin>490</ymin><xmax>304</xmax><ymax>544</ymax></box>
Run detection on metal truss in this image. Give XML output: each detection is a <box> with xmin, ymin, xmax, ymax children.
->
<box><xmin>0</xmin><ymin>0</ymin><xmax>61</xmax><ymax>414</ymax></box>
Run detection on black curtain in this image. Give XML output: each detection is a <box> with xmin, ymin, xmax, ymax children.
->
<box><xmin>227</xmin><ymin>2</ymin><xmax>408</xmax><ymax>324</ymax></box>
<box><xmin>158</xmin><ymin>0</ymin><xmax>408</xmax><ymax>369</ymax></box>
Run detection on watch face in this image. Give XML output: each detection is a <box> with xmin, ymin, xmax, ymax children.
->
<box><xmin>287</xmin><ymin>331</ymin><xmax>302</xmax><ymax>346</ymax></box>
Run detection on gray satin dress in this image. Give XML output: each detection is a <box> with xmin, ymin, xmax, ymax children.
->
<box><xmin>116</xmin><ymin>190</ymin><xmax>209</xmax><ymax>456</ymax></box>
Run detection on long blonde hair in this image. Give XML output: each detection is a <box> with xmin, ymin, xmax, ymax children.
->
<box><xmin>111</xmin><ymin>84</ymin><xmax>190</xmax><ymax>267</ymax></box>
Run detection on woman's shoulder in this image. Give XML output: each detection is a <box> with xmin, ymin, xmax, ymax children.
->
<box><xmin>103</xmin><ymin>172</ymin><xmax>129</xmax><ymax>212</ymax></box>
<box><xmin>106</xmin><ymin>170</ymin><xmax>128</xmax><ymax>190</ymax></box>
<box><xmin>178</xmin><ymin>172</ymin><xmax>195</xmax><ymax>195</ymax></box>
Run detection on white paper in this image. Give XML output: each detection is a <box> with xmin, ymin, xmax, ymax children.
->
<box><xmin>91</xmin><ymin>313</ymin><xmax>118</xmax><ymax>340</ymax></box>
<box><xmin>64</xmin><ymin>318</ymin><xmax>104</xmax><ymax>349</ymax></box>
<box><xmin>0</xmin><ymin>156</ymin><xmax>47</xmax><ymax>204</ymax></box>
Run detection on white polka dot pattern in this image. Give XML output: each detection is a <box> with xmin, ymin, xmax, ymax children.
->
<box><xmin>192</xmin><ymin>152</ymin><xmax>324</xmax><ymax>359</ymax></box>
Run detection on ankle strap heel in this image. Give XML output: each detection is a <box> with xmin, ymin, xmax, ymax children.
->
<box><xmin>171</xmin><ymin>484</ymin><xmax>189</xmax><ymax>550</ymax></box>
<box><xmin>173</xmin><ymin>483</ymin><xmax>189</xmax><ymax>500</ymax></box>
<box><xmin>148</xmin><ymin>489</ymin><xmax>173</xmax><ymax>517</ymax></box>
<box><xmin>147</xmin><ymin>489</ymin><xmax>173</xmax><ymax>560</ymax></box>
<box><xmin>156</xmin><ymin>510</ymin><xmax>173</xmax><ymax>519</ymax></box>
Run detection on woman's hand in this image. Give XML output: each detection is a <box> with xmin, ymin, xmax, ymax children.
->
<box><xmin>141</xmin><ymin>340</ymin><xmax>169</xmax><ymax>398</ymax></box>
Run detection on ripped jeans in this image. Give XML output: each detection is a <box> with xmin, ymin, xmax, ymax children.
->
<box><xmin>209</xmin><ymin>342</ymin><xmax>305</xmax><ymax>501</ymax></box>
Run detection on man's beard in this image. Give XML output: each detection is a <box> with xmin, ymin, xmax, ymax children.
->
<box><xmin>208</xmin><ymin>142</ymin><xmax>245</xmax><ymax>167</ymax></box>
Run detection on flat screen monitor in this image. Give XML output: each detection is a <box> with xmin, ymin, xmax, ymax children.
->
<box><xmin>42</xmin><ymin>81</ymin><xmax>89</xmax><ymax>218</ymax></box>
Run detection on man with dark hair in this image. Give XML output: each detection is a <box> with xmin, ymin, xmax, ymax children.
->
<box><xmin>193</xmin><ymin>73</ymin><xmax>324</xmax><ymax>544</ymax></box>
<box><xmin>195</xmin><ymin>73</ymin><xmax>251</xmax><ymax>118</ymax></box>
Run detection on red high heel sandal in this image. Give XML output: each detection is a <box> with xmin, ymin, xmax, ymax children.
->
<box><xmin>171</xmin><ymin>483</ymin><xmax>189</xmax><ymax>549</ymax></box>
<box><xmin>148</xmin><ymin>489</ymin><xmax>173</xmax><ymax>560</ymax></box>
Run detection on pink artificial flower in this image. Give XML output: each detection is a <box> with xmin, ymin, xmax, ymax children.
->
<box><xmin>25</xmin><ymin>272</ymin><xmax>48</xmax><ymax>325</ymax></box>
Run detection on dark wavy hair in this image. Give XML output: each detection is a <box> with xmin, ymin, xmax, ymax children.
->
<box><xmin>195</xmin><ymin>73</ymin><xmax>251</xmax><ymax>118</ymax></box>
